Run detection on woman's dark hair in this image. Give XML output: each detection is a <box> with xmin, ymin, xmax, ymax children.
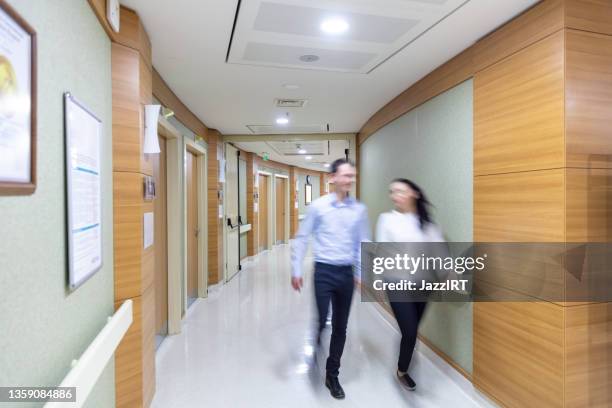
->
<box><xmin>392</xmin><ymin>178</ymin><xmax>432</xmax><ymax>229</ymax></box>
<box><xmin>330</xmin><ymin>158</ymin><xmax>354</xmax><ymax>174</ymax></box>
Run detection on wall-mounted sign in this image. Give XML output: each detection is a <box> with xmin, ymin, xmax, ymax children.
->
<box><xmin>143</xmin><ymin>175</ymin><xmax>156</xmax><ymax>201</ymax></box>
<box><xmin>64</xmin><ymin>93</ymin><xmax>102</xmax><ymax>290</ymax></box>
<box><xmin>305</xmin><ymin>184</ymin><xmax>312</xmax><ymax>205</ymax></box>
<box><xmin>143</xmin><ymin>212</ymin><xmax>154</xmax><ymax>249</ymax></box>
<box><xmin>219</xmin><ymin>158</ymin><xmax>226</xmax><ymax>183</ymax></box>
<box><xmin>0</xmin><ymin>1</ymin><xmax>37</xmax><ymax>195</ymax></box>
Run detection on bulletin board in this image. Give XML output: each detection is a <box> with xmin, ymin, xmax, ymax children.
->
<box><xmin>64</xmin><ymin>93</ymin><xmax>103</xmax><ymax>290</ymax></box>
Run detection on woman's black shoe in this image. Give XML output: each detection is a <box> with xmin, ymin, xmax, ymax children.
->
<box><xmin>397</xmin><ymin>371</ymin><xmax>416</xmax><ymax>390</ymax></box>
<box><xmin>325</xmin><ymin>375</ymin><xmax>345</xmax><ymax>399</ymax></box>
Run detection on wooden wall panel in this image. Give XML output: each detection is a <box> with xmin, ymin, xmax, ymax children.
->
<box><xmin>114</xmin><ymin>172</ymin><xmax>143</xmax><ymax>301</ymax></box>
<box><xmin>320</xmin><ymin>173</ymin><xmax>325</xmax><ymax>197</ymax></box>
<box><xmin>565</xmin><ymin>0</ymin><xmax>612</xmax><ymax>36</ymax></box>
<box><xmin>139</xmin><ymin>55</ymin><xmax>154</xmax><ymax>177</ymax></box>
<box><xmin>109</xmin><ymin>9</ymin><xmax>156</xmax><ymax>406</ymax></box>
<box><xmin>474</xmin><ymin>169</ymin><xmax>565</xmax><ymax>242</ymax></box>
<box><xmin>87</xmin><ymin>3</ymin><xmax>152</xmax><ymax>66</ymax></box>
<box><xmin>207</xmin><ymin>131</ymin><xmax>220</xmax><ymax>284</ymax></box>
<box><xmin>254</xmin><ymin>156</ymin><xmax>291</xmax><ymax>172</ymax></box>
<box><xmin>358</xmin><ymin>48</ymin><xmax>474</xmax><ymax>144</ymax></box>
<box><xmin>564</xmin><ymin>302</ymin><xmax>612</xmax><ymax>407</ymax></box>
<box><xmin>245</xmin><ymin>152</ymin><xmax>256</xmax><ymax>256</ymax></box>
<box><xmin>112</xmin><ymin>44</ymin><xmax>141</xmax><ymax>173</ymax></box>
<box><xmin>114</xmin><ymin>295</ymin><xmax>143</xmax><ymax>408</ymax></box>
<box><xmin>137</xmin><ymin>13</ymin><xmax>153</xmax><ymax>69</ymax></box>
<box><xmin>289</xmin><ymin>167</ymin><xmax>298</xmax><ymax>238</ymax></box>
<box><xmin>566</xmin><ymin>168</ymin><xmax>612</xmax><ymax>243</ymax></box>
<box><xmin>357</xmin><ymin>0</ymin><xmax>565</xmax><ymax>145</ymax></box>
<box><xmin>142</xmin><ymin>284</ymin><xmax>156</xmax><ymax>408</ymax></box>
<box><xmin>472</xmin><ymin>0</ymin><xmax>564</xmax><ymax>72</ymax></box>
<box><xmin>152</xmin><ymin>68</ymin><xmax>209</xmax><ymax>142</ymax></box>
<box><xmin>474</xmin><ymin>31</ymin><xmax>565</xmax><ymax>176</ymax></box>
<box><xmin>565</xmin><ymin>30</ymin><xmax>612</xmax><ymax>169</ymax></box>
<box><xmin>142</xmin><ymin>202</ymin><xmax>155</xmax><ymax>293</ymax></box>
<box><xmin>474</xmin><ymin>301</ymin><xmax>564</xmax><ymax>408</ymax></box>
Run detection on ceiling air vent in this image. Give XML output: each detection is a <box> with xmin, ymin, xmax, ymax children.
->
<box><xmin>275</xmin><ymin>98</ymin><xmax>307</xmax><ymax>108</ymax></box>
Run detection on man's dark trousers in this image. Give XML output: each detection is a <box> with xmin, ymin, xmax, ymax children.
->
<box><xmin>314</xmin><ymin>262</ymin><xmax>354</xmax><ymax>377</ymax></box>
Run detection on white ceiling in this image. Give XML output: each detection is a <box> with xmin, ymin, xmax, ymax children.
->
<box><xmin>122</xmin><ymin>0</ymin><xmax>539</xmax><ymax>135</ymax></box>
<box><xmin>234</xmin><ymin>139</ymin><xmax>350</xmax><ymax>172</ymax></box>
<box><xmin>228</xmin><ymin>0</ymin><xmax>467</xmax><ymax>74</ymax></box>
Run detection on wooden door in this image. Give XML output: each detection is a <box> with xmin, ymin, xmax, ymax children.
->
<box><xmin>259</xmin><ymin>174</ymin><xmax>269</xmax><ymax>251</ymax></box>
<box><xmin>153</xmin><ymin>136</ymin><xmax>168</xmax><ymax>338</ymax></box>
<box><xmin>275</xmin><ymin>177</ymin><xmax>286</xmax><ymax>244</ymax></box>
<box><xmin>186</xmin><ymin>150</ymin><xmax>198</xmax><ymax>303</ymax></box>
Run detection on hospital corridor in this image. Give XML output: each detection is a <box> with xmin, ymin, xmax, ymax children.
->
<box><xmin>1</xmin><ymin>1</ymin><xmax>611</xmax><ymax>407</ymax></box>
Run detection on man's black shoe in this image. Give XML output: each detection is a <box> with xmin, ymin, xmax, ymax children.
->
<box><xmin>396</xmin><ymin>370</ymin><xmax>416</xmax><ymax>390</ymax></box>
<box><xmin>325</xmin><ymin>375</ymin><xmax>345</xmax><ymax>399</ymax></box>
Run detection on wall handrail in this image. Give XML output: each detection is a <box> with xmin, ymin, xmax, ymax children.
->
<box><xmin>44</xmin><ymin>299</ymin><xmax>133</xmax><ymax>408</ymax></box>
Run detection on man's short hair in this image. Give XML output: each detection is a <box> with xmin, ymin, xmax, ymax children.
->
<box><xmin>330</xmin><ymin>158</ymin><xmax>355</xmax><ymax>174</ymax></box>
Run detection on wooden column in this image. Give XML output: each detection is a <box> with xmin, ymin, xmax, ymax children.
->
<box><xmin>207</xmin><ymin>130</ymin><xmax>221</xmax><ymax>285</ymax></box>
<box><xmin>473</xmin><ymin>1</ymin><xmax>612</xmax><ymax>407</ymax></box>
<box><xmin>320</xmin><ymin>173</ymin><xmax>326</xmax><ymax>196</ymax></box>
<box><xmin>102</xmin><ymin>6</ymin><xmax>156</xmax><ymax>408</ymax></box>
<box><xmin>562</xmin><ymin>5</ymin><xmax>612</xmax><ymax>405</ymax></box>
<box><xmin>246</xmin><ymin>152</ymin><xmax>256</xmax><ymax>256</ymax></box>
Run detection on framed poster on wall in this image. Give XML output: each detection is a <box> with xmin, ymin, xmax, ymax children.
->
<box><xmin>65</xmin><ymin>93</ymin><xmax>103</xmax><ymax>290</ymax></box>
<box><xmin>0</xmin><ymin>0</ymin><xmax>37</xmax><ymax>195</ymax></box>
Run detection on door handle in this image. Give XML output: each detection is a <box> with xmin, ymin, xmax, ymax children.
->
<box><xmin>227</xmin><ymin>218</ymin><xmax>240</xmax><ymax>230</ymax></box>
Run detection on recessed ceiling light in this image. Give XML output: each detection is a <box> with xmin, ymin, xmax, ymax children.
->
<box><xmin>283</xmin><ymin>84</ymin><xmax>300</xmax><ymax>90</ymax></box>
<box><xmin>298</xmin><ymin>149</ymin><xmax>307</xmax><ymax>154</ymax></box>
<box><xmin>320</xmin><ymin>18</ymin><xmax>349</xmax><ymax>34</ymax></box>
<box><xmin>323</xmin><ymin>163</ymin><xmax>330</xmax><ymax>168</ymax></box>
<box><xmin>305</xmin><ymin>156</ymin><xmax>312</xmax><ymax>160</ymax></box>
<box><xmin>299</xmin><ymin>54</ymin><xmax>319</xmax><ymax>63</ymax></box>
<box><xmin>276</xmin><ymin>117</ymin><xmax>289</xmax><ymax>125</ymax></box>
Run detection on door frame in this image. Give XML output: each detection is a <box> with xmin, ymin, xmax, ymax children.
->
<box><xmin>222</xmin><ymin>143</ymin><xmax>242</xmax><ymax>282</ymax></box>
<box><xmin>257</xmin><ymin>170</ymin><xmax>273</xmax><ymax>251</ymax></box>
<box><xmin>183</xmin><ymin>138</ymin><xmax>208</xmax><ymax>315</ymax></box>
<box><xmin>157</xmin><ymin>117</ymin><xmax>183</xmax><ymax>335</ymax></box>
<box><xmin>273</xmin><ymin>173</ymin><xmax>290</xmax><ymax>244</ymax></box>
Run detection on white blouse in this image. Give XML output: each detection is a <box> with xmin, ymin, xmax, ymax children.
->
<box><xmin>375</xmin><ymin>210</ymin><xmax>444</xmax><ymax>243</ymax></box>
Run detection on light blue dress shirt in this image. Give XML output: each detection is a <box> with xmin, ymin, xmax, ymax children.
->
<box><xmin>291</xmin><ymin>193</ymin><xmax>370</xmax><ymax>279</ymax></box>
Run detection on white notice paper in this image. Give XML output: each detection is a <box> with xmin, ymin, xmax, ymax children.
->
<box><xmin>219</xmin><ymin>158</ymin><xmax>226</xmax><ymax>183</ymax></box>
<box><xmin>143</xmin><ymin>212</ymin><xmax>154</xmax><ymax>249</ymax></box>
<box><xmin>254</xmin><ymin>203</ymin><xmax>258</xmax><ymax>213</ymax></box>
<box><xmin>65</xmin><ymin>93</ymin><xmax>102</xmax><ymax>289</ymax></box>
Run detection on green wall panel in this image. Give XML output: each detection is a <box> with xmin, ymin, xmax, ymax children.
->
<box><xmin>359</xmin><ymin>79</ymin><xmax>473</xmax><ymax>373</ymax></box>
<box><xmin>0</xmin><ymin>1</ymin><xmax>114</xmax><ymax>406</ymax></box>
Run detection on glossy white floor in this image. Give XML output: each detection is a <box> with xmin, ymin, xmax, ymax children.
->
<box><xmin>151</xmin><ymin>244</ymin><xmax>497</xmax><ymax>408</ymax></box>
